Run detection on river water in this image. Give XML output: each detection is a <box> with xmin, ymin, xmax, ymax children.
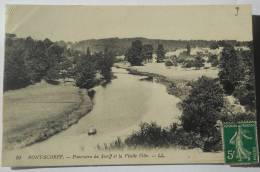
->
<box><xmin>16</xmin><ymin>67</ymin><xmax>182</xmax><ymax>153</ymax></box>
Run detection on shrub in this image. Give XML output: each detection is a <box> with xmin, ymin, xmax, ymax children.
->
<box><xmin>125</xmin><ymin>122</ymin><xmax>168</xmax><ymax>147</ymax></box>
<box><xmin>233</xmin><ymin>82</ymin><xmax>256</xmax><ymax>111</ymax></box>
<box><xmin>164</xmin><ymin>60</ymin><xmax>173</xmax><ymax>67</ymax></box>
<box><xmin>108</xmin><ymin>137</ymin><xmax>125</xmax><ymax>150</ymax></box>
<box><xmin>122</xmin><ymin>121</ymin><xmax>222</xmax><ymax>152</ymax></box>
<box><xmin>182</xmin><ymin>56</ymin><xmax>205</xmax><ymax>69</ymax></box>
<box><xmin>207</xmin><ymin>54</ymin><xmax>219</xmax><ymax>67</ymax></box>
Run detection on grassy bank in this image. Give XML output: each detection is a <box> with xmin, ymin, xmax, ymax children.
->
<box><xmin>3</xmin><ymin>81</ymin><xmax>93</xmax><ymax>150</ymax></box>
<box><xmin>115</xmin><ymin>63</ymin><xmax>192</xmax><ymax>99</ymax></box>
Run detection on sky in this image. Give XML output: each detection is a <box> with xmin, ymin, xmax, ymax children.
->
<box><xmin>5</xmin><ymin>5</ymin><xmax>253</xmax><ymax>42</ymax></box>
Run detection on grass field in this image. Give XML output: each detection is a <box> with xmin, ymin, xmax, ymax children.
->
<box><xmin>3</xmin><ymin>81</ymin><xmax>93</xmax><ymax>150</ymax></box>
<box><xmin>115</xmin><ymin>62</ymin><xmax>218</xmax><ymax>82</ymax></box>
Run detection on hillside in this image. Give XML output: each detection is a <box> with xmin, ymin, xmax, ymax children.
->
<box><xmin>70</xmin><ymin>37</ymin><xmax>238</xmax><ymax>55</ymax></box>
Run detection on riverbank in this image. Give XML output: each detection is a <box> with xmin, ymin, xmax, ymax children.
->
<box><xmin>114</xmin><ymin>63</ymin><xmax>202</xmax><ymax>99</ymax></box>
<box><xmin>3</xmin><ymin>81</ymin><xmax>93</xmax><ymax>150</ymax></box>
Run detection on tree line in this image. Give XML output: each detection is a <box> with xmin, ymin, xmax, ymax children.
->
<box><xmin>4</xmin><ymin>34</ymin><xmax>114</xmax><ymax>91</ymax></box>
<box><xmin>125</xmin><ymin>40</ymin><xmax>166</xmax><ymax>65</ymax></box>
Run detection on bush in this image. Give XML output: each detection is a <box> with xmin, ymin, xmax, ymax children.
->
<box><xmin>181</xmin><ymin>76</ymin><xmax>224</xmax><ymax>137</ymax></box>
<box><xmin>182</xmin><ymin>56</ymin><xmax>205</xmax><ymax>69</ymax></box>
<box><xmin>164</xmin><ymin>60</ymin><xmax>173</xmax><ymax>67</ymax></box>
<box><xmin>125</xmin><ymin>122</ymin><xmax>168</xmax><ymax>147</ymax></box>
<box><xmin>233</xmin><ymin>82</ymin><xmax>256</xmax><ymax>111</ymax></box>
<box><xmin>207</xmin><ymin>54</ymin><xmax>219</xmax><ymax>67</ymax></box>
<box><xmin>121</xmin><ymin>121</ymin><xmax>222</xmax><ymax>152</ymax></box>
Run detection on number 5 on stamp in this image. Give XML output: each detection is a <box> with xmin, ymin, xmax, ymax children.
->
<box><xmin>223</xmin><ymin>121</ymin><xmax>259</xmax><ymax>164</ymax></box>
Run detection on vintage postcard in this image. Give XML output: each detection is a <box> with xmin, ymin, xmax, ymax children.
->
<box><xmin>2</xmin><ymin>5</ymin><xmax>259</xmax><ymax>166</ymax></box>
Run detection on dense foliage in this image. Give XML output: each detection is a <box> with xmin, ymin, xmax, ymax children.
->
<box><xmin>74</xmin><ymin>48</ymin><xmax>115</xmax><ymax>88</ymax></box>
<box><xmin>4</xmin><ymin>34</ymin><xmax>69</xmax><ymax>90</ymax></box>
<box><xmin>156</xmin><ymin>44</ymin><xmax>166</xmax><ymax>62</ymax></box>
<box><xmin>125</xmin><ymin>40</ymin><xmax>143</xmax><ymax>66</ymax></box>
<box><xmin>142</xmin><ymin>44</ymin><xmax>153</xmax><ymax>63</ymax></box>
<box><xmin>207</xmin><ymin>54</ymin><xmax>219</xmax><ymax>67</ymax></box>
<box><xmin>218</xmin><ymin>43</ymin><xmax>256</xmax><ymax>110</ymax></box>
<box><xmin>125</xmin><ymin>40</ymin><xmax>155</xmax><ymax>65</ymax></box>
<box><xmin>218</xmin><ymin>44</ymin><xmax>243</xmax><ymax>94</ymax></box>
<box><xmin>233</xmin><ymin>48</ymin><xmax>256</xmax><ymax>110</ymax></box>
<box><xmin>181</xmin><ymin>76</ymin><xmax>224</xmax><ymax>137</ymax></box>
<box><xmin>5</xmin><ymin>34</ymin><xmax>115</xmax><ymax>91</ymax></box>
<box><xmin>182</xmin><ymin>55</ymin><xmax>205</xmax><ymax>69</ymax></box>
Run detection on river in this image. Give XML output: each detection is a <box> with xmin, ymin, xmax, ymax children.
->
<box><xmin>5</xmin><ymin>67</ymin><xmax>224</xmax><ymax>166</ymax></box>
<box><xmin>16</xmin><ymin>67</ymin><xmax>181</xmax><ymax>152</ymax></box>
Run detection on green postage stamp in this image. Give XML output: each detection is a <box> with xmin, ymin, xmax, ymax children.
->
<box><xmin>223</xmin><ymin>121</ymin><xmax>259</xmax><ymax>164</ymax></box>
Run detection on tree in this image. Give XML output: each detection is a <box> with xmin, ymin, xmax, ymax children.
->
<box><xmin>233</xmin><ymin>48</ymin><xmax>256</xmax><ymax>110</ymax></box>
<box><xmin>86</xmin><ymin>47</ymin><xmax>91</xmax><ymax>57</ymax></box>
<box><xmin>186</xmin><ymin>43</ymin><xmax>191</xmax><ymax>55</ymax></box>
<box><xmin>193</xmin><ymin>55</ymin><xmax>205</xmax><ymax>69</ymax></box>
<box><xmin>59</xmin><ymin>59</ymin><xmax>73</xmax><ymax>80</ymax></box>
<box><xmin>142</xmin><ymin>44</ymin><xmax>153</xmax><ymax>63</ymax></box>
<box><xmin>218</xmin><ymin>44</ymin><xmax>243</xmax><ymax>94</ymax></box>
<box><xmin>98</xmin><ymin>48</ymin><xmax>115</xmax><ymax>81</ymax></box>
<box><xmin>4</xmin><ymin>44</ymin><xmax>31</xmax><ymax>90</ymax></box>
<box><xmin>207</xmin><ymin>54</ymin><xmax>219</xmax><ymax>67</ymax></box>
<box><xmin>210</xmin><ymin>42</ymin><xmax>219</xmax><ymax>49</ymax></box>
<box><xmin>75</xmin><ymin>56</ymin><xmax>97</xmax><ymax>89</ymax></box>
<box><xmin>181</xmin><ymin>76</ymin><xmax>224</xmax><ymax>137</ymax></box>
<box><xmin>156</xmin><ymin>44</ymin><xmax>165</xmax><ymax>63</ymax></box>
<box><xmin>125</xmin><ymin>40</ymin><xmax>143</xmax><ymax>66</ymax></box>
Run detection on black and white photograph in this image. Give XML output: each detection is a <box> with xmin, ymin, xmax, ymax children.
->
<box><xmin>2</xmin><ymin>5</ymin><xmax>258</xmax><ymax>166</ymax></box>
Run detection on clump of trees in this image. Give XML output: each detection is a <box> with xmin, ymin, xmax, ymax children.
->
<box><xmin>156</xmin><ymin>44</ymin><xmax>165</xmax><ymax>63</ymax></box>
<box><xmin>142</xmin><ymin>44</ymin><xmax>153</xmax><ymax>63</ymax></box>
<box><xmin>125</xmin><ymin>40</ymin><xmax>143</xmax><ymax>66</ymax></box>
<box><xmin>75</xmin><ymin>48</ymin><xmax>115</xmax><ymax>88</ymax></box>
<box><xmin>207</xmin><ymin>54</ymin><xmax>219</xmax><ymax>67</ymax></box>
<box><xmin>125</xmin><ymin>40</ymin><xmax>169</xmax><ymax>65</ymax></box>
<box><xmin>74</xmin><ymin>54</ymin><xmax>97</xmax><ymax>89</ymax></box>
<box><xmin>4</xmin><ymin>34</ymin><xmax>115</xmax><ymax>91</ymax></box>
<box><xmin>217</xmin><ymin>42</ymin><xmax>256</xmax><ymax>111</ymax></box>
<box><xmin>218</xmin><ymin>44</ymin><xmax>243</xmax><ymax>94</ymax></box>
<box><xmin>182</xmin><ymin>55</ymin><xmax>205</xmax><ymax>69</ymax></box>
<box><xmin>232</xmin><ymin>47</ymin><xmax>255</xmax><ymax>110</ymax></box>
<box><xmin>4</xmin><ymin>34</ymin><xmax>70</xmax><ymax>91</ymax></box>
<box><xmin>181</xmin><ymin>76</ymin><xmax>224</xmax><ymax>137</ymax></box>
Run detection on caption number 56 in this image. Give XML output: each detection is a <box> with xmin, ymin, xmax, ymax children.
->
<box><xmin>227</xmin><ymin>150</ymin><xmax>235</xmax><ymax>160</ymax></box>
